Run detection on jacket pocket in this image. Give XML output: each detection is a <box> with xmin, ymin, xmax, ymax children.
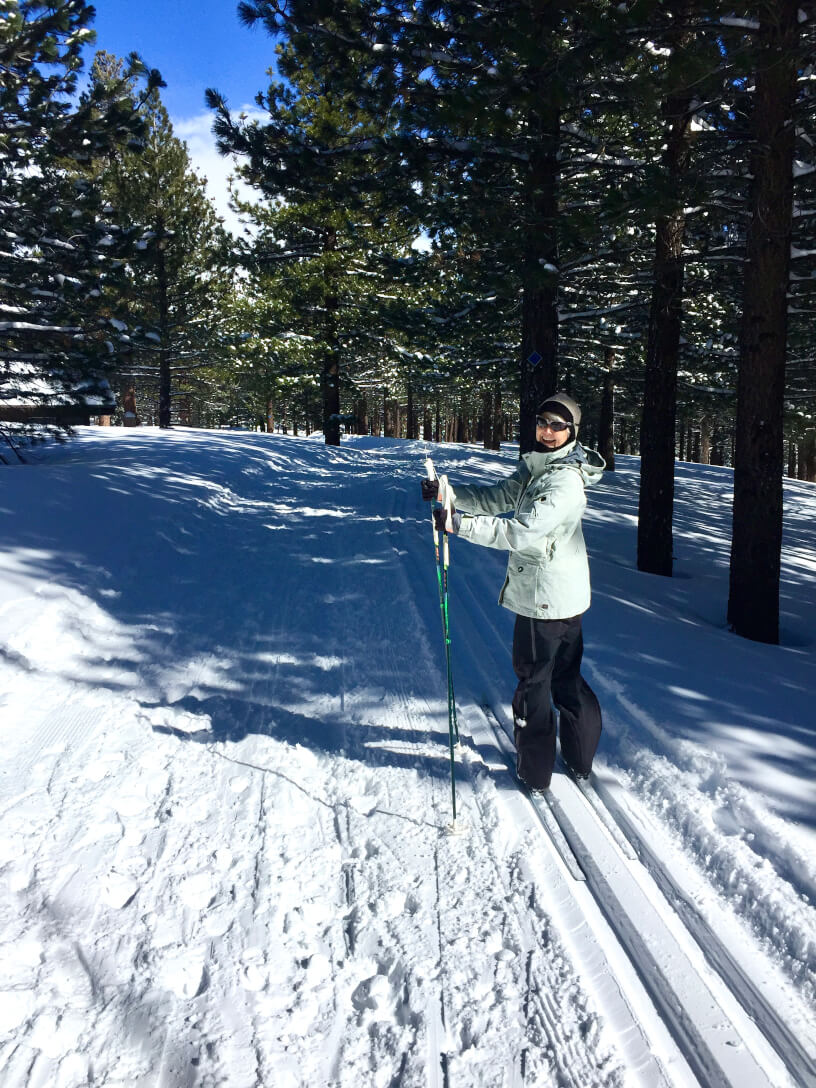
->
<box><xmin>498</xmin><ymin>570</ymin><xmax>510</xmax><ymax>604</ymax></box>
<box><xmin>501</xmin><ymin>554</ymin><xmax>538</xmax><ymax>610</ymax></box>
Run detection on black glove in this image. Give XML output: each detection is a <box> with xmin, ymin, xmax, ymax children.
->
<box><xmin>421</xmin><ymin>477</ymin><xmax>439</xmax><ymax>501</ymax></box>
<box><xmin>433</xmin><ymin>506</ymin><xmax>461</xmax><ymax>533</ymax></box>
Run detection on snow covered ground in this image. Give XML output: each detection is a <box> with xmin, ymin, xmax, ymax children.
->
<box><xmin>0</xmin><ymin>427</ymin><xmax>814</xmax><ymax>1088</ymax></box>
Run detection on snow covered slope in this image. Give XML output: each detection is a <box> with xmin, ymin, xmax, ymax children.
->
<box><xmin>0</xmin><ymin>428</ymin><xmax>814</xmax><ymax>1087</ymax></box>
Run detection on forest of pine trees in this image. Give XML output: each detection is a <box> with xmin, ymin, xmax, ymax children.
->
<box><xmin>1</xmin><ymin>0</ymin><xmax>815</xmax><ymax>642</ymax></box>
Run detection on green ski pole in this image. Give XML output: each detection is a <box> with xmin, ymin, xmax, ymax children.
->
<box><xmin>424</xmin><ymin>456</ymin><xmax>463</xmax><ymax>834</ymax></box>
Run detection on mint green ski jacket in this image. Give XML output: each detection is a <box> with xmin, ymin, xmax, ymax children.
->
<box><xmin>452</xmin><ymin>442</ymin><xmax>605</xmax><ymax>621</ymax></box>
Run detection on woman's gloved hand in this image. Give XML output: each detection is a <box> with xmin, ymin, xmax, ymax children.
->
<box><xmin>433</xmin><ymin>506</ymin><xmax>461</xmax><ymax>534</ymax></box>
<box><xmin>420</xmin><ymin>477</ymin><xmax>439</xmax><ymax>501</ymax></box>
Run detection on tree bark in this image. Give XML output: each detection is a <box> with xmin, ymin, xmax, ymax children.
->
<box><xmin>482</xmin><ymin>385</ymin><xmax>493</xmax><ymax>450</ymax></box>
<box><xmin>786</xmin><ymin>440</ymin><xmax>796</xmax><ymax>479</ymax></box>
<box><xmin>520</xmin><ymin>94</ymin><xmax>559</xmax><ymax>455</ymax></box>
<box><xmin>598</xmin><ymin>355</ymin><xmax>616</xmax><ymax>471</ymax></box>
<box><xmin>406</xmin><ymin>382</ymin><xmax>416</xmax><ymax>440</ymax></box>
<box><xmin>491</xmin><ymin>376</ymin><xmax>503</xmax><ymax>450</ymax></box>
<box><xmin>728</xmin><ymin>0</ymin><xmax>798</xmax><ymax>644</ymax></box>
<box><xmin>636</xmin><ymin>2</ymin><xmax>695</xmax><ymax>576</ymax></box>
<box><xmin>700</xmin><ymin>415</ymin><xmax>712</xmax><ymax>466</ymax></box>
<box><xmin>156</xmin><ymin>232</ymin><xmax>172</xmax><ymax>429</ymax></box>
<box><xmin>803</xmin><ymin>430</ymin><xmax>816</xmax><ymax>483</ymax></box>
<box><xmin>322</xmin><ymin>228</ymin><xmax>341</xmax><ymax>446</ymax></box>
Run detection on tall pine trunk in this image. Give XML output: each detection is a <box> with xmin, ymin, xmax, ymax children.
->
<box><xmin>406</xmin><ymin>382</ymin><xmax>416</xmax><ymax>440</ymax></box>
<box><xmin>322</xmin><ymin>228</ymin><xmax>341</xmax><ymax>446</ymax></box>
<box><xmin>157</xmin><ymin>233</ymin><xmax>172</xmax><ymax>429</ymax></box>
<box><xmin>482</xmin><ymin>385</ymin><xmax>493</xmax><ymax>450</ymax></box>
<box><xmin>636</xmin><ymin>12</ymin><xmax>695</xmax><ymax>575</ymax></box>
<box><xmin>728</xmin><ymin>0</ymin><xmax>798</xmax><ymax>644</ymax></box>
<box><xmin>804</xmin><ymin>431</ymin><xmax>816</xmax><ymax>482</ymax></box>
<box><xmin>520</xmin><ymin>96</ymin><xmax>559</xmax><ymax>455</ymax></box>
<box><xmin>491</xmin><ymin>376</ymin><xmax>503</xmax><ymax>450</ymax></box>
<box><xmin>599</xmin><ymin>356</ymin><xmax>616</xmax><ymax>471</ymax></box>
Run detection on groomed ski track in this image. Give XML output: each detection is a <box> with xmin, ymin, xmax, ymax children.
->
<box><xmin>1</xmin><ymin>428</ymin><xmax>813</xmax><ymax>1088</ymax></box>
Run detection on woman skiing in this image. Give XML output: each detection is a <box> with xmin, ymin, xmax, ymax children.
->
<box><xmin>421</xmin><ymin>392</ymin><xmax>605</xmax><ymax>792</ymax></box>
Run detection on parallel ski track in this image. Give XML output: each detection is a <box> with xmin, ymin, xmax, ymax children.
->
<box><xmin>481</xmin><ymin>704</ymin><xmax>794</xmax><ymax>1088</ymax></box>
<box><xmin>418</xmin><ymin>491</ymin><xmax>813</xmax><ymax>1086</ymax></box>
<box><xmin>593</xmin><ymin>776</ymin><xmax>816</xmax><ymax>1088</ymax></box>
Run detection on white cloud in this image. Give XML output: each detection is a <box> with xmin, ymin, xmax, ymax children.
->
<box><xmin>172</xmin><ymin>109</ymin><xmax>265</xmax><ymax>237</ymax></box>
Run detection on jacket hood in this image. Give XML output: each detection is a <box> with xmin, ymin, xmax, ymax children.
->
<box><xmin>522</xmin><ymin>441</ymin><xmax>605</xmax><ymax>487</ymax></box>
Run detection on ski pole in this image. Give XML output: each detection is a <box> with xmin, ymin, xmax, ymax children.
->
<box><xmin>424</xmin><ymin>456</ymin><xmax>461</xmax><ymax>830</ymax></box>
<box><xmin>424</xmin><ymin>456</ymin><xmax>458</xmax><ymax>742</ymax></box>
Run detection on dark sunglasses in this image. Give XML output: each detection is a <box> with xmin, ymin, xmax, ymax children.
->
<box><xmin>535</xmin><ymin>416</ymin><xmax>570</xmax><ymax>432</ymax></box>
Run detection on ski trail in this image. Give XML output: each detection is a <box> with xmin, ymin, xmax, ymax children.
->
<box><xmin>594</xmin><ymin>773</ymin><xmax>816</xmax><ymax>1087</ymax></box>
<box><xmin>583</xmin><ymin>660</ymin><xmax>816</xmax><ymax>1068</ymax></box>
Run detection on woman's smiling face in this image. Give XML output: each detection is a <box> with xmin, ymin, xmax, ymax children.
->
<box><xmin>535</xmin><ymin>414</ymin><xmax>572</xmax><ymax>450</ymax></box>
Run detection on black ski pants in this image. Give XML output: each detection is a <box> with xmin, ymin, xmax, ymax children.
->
<box><xmin>511</xmin><ymin>613</ymin><xmax>602</xmax><ymax>790</ymax></box>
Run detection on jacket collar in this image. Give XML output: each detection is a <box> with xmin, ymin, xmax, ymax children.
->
<box><xmin>521</xmin><ymin>440</ymin><xmax>578</xmax><ymax>476</ymax></box>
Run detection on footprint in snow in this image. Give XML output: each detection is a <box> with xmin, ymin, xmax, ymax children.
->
<box><xmin>138</xmin><ymin>705</ymin><xmax>212</xmax><ymax>737</ymax></box>
<box><xmin>239</xmin><ymin>947</ymin><xmax>268</xmax><ymax>992</ymax></box>
<box><xmin>713</xmin><ymin>804</ymin><xmax>742</xmax><ymax>837</ymax></box>
<box><xmin>46</xmin><ymin>943</ymin><xmax>95</xmax><ymax>1009</ymax></box>
<box><xmin>100</xmin><ymin>868</ymin><xmax>140</xmax><ymax>909</ymax></box>
<box><xmin>371</xmin><ymin>889</ymin><xmax>407</xmax><ymax>920</ymax></box>
<box><xmin>82</xmin><ymin>752</ymin><xmax>125</xmax><ymax>783</ymax></box>
<box><xmin>351</xmin><ymin>972</ymin><xmax>393</xmax><ymax>1013</ymax></box>
<box><xmin>157</xmin><ymin>952</ymin><xmax>208</xmax><ymax>1000</ymax></box>
<box><xmin>27</xmin><ymin>1009</ymin><xmax>85</xmax><ymax>1061</ymax></box>
<box><xmin>177</xmin><ymin>872</ymin><xmax>214</xmax><ymax>911</ymax></box>
<box><xmin>113</xmin><ymin>788</ymin><xmax>154</xmax><ymax>820</ymax></box>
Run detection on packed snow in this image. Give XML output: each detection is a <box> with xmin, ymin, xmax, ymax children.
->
<box><xmin>0</xmin><ymin>427</ymin><xmax>814</xmax><ymax>1088</ymax></box>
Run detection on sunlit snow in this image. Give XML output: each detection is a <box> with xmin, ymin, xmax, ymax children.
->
<box><xmin>0</xmin><ymin>428</ymin><xmax>813</xmax><ymax>1086</ymax></box>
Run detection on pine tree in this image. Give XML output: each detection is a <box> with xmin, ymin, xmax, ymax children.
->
<box><xmin>208</xmin><ymin>40</ymin><xmax>423</xmax><ymax>445</ymax></box>
<box><xmin>634</xmin><ymin>0</ymin><xmax>703</xmax><ymax>575</ymax></box>
<box><xmin>101</xmin><ymin>84</ymin><xmax>233</xmax><ymax>427</ymax></box>
<box><xmin>728</xmin><ymin>0</ymin><xmax>803</xmax><ymax>644</ymax></box>
<box><xmin>0</xmin><ymin>1</ymin><xmax>159</xmax><ymax>421</ymax></box>
<box><xmin>232</xmin><ymin>0</ymin><xmax>638</xmax><ymax>452</ymax></box>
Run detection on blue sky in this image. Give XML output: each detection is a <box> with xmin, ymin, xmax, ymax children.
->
<box><xmin>86</xmin><ymin>1</ymin><xmax>279</xmax><ymax>229</ymax></box>
<box><xmin>88</xmin><ymin>0</ymin><xmax>279</xmax><ymax>117</ymax></box>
